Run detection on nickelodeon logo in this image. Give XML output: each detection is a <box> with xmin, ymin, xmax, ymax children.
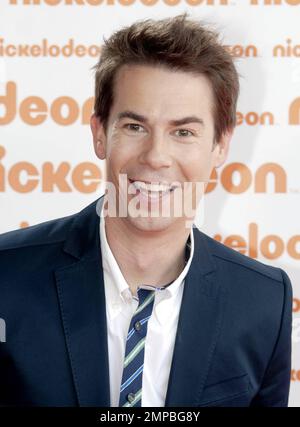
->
<box><xmin>0</xmin><ymin>145</ymin><xmax>291</xmax><ymax>195</ymax></box>
<box><xmin>0</xmin><ymin>82</ymin><xmax>93</xmax><ymax>126</ymax></box>
<box><xmin>214</xmin><ymin>223</ymin><xmax>300</xmax><ymax>260</ymax></box>
<box><xmin>291</xmin><ymin>370</ymin><xmax>300</xmax><ymax>382</ymax></box>
<box><xmin>2</xmin><ymin>40</ymin><xmax>299</xmax><ymax>59</ymax></box>
<box><xmin>0</xmin><ymin>146</ymin><xmax>102</xmax><ymax>193</ymax></box>
<box><xmin>236</xmin><ymin>112</ymin><xmax>274</xmax><ymax>126</ymax></box>
<box><xmin>8</xmin><ymin>0</ymin><xmax>300</xmax><ymax>6</ymax></box>
<box><xmin>0</xmin><ymin>38</ymin><xmax>101</xmax><ymax>58</ymax></box>
<box><xmin>1</xmin><ymin>83</ymin><xmax>299</xmax><ymax>126</ymax></box>
<box><xmin>294</xmin><ymin>298</ymin><xmax>300</xmax><ymax>312</ymax></box>
<box><xmin>273</xmin><ymin>39</ymin><xmax>300</xmax><ymax>57</ymax></box>
<box><xmin>205</xmin><ymin>163</ymin><xmax>288</xmax><ymax>194</ymax></box>
<box><xmin>9</xmin><ymin>0</ymin><xmax>231</xmax><ymax>6</ymax></box>
<box><xmin>250</xmin><ymin>0</ymin><xmax>300</xmax><ymax>4</ymax></box>
<box><xmin>8</xmin><ymin>0</ymin><xmax>300</xmax><ymax>5</ymax></box>
<box><xmin>224</xmin><ymin>45</ymin><xmax>258</xmax><ymax>58</ymax></box>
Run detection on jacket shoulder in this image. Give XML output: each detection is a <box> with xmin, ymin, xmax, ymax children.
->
<box><xmin>200</xmin><ymin>230</ymin><xmax>283</xmax><ymax>283</ymax></box>
<box><xmin>0</xmin><ymin>212</ymin><xmax>76</xmax><ymax>253</ymax></box>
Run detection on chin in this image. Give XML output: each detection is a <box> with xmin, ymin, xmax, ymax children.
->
<box><xmin>125</xmin><ymin>215</ymin><xmax>177</xmax><ymax>233</ymax></box>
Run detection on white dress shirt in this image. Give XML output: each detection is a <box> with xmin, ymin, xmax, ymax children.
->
<box><xmin>99</xmin><ymin>210</ymin><xmax>194</xmax><ymax>407</ymax></box>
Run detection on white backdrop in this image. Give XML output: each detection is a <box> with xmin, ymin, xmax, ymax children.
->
<box><xmin>0</xmin><ymin>0</ymin><xmax>299</xmax><ymax>407</ymax></box>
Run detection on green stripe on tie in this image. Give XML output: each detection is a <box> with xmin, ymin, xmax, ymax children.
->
<box><xmin>124</xmin><ymin>338</ymin><xmax>146</xmax><ymax>368</ymax></box>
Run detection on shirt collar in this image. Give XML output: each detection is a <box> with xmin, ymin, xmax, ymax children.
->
<box><xmin>99</xmin><ymin>203</ymin><xmax>194</xmax><ymax>324</ymax></box>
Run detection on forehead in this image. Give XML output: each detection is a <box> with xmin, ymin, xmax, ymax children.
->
<box><xmin>110</xmin><ymin>64</ymin><xmax>214</xmax><ymax>123</ymax></box>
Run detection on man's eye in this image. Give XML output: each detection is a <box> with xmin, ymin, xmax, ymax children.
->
<box><xmin>124</xmin><ymin>123</ymin><xmax>145</xmax><ymax>132</ymax></box>
<box><xmin>174</xmin><ymin>129</ymin><xmax>194</xmax><ymax>137</ymax></box>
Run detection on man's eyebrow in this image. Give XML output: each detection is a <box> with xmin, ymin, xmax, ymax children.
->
<box><xmin>116</xmin><ymin>110</ymin><xmax>205</xmax><ymax>127</ymax></box>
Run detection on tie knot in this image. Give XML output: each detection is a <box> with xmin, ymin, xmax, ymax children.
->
<box><xmin>136</xmin><ymin>287</ymin><xmax>155</xmax><ymax>307</ymax></box>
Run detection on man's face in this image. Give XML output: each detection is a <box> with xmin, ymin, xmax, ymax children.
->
<box><xmin>91</xmin><ymin>64</ymin><xmax>232</xmax><ymax>233</ymax></box>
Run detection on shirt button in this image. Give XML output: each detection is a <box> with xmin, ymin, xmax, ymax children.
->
<box><xmin>134</xmin><ymin>321</ymin><xmax>141</xmax><ymax>331</ymax></box>
<box><xmin>127</xmin><ymin>393</ymin><xmax>135</xmax><ymax>403</ymax></box>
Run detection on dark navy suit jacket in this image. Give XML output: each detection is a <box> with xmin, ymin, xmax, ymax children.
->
<box><xmin>0</xmin><ymin>195</ymin><xmax>293</xmax><ymax>407</ymax></box>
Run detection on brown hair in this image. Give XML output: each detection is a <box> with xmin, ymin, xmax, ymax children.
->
<box><xmin>92</xmin><ymin>13</ymin><xmax>240</xmax><ymax>145</ymax></box>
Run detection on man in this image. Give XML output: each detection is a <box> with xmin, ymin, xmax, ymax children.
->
<box><xmin>0</xmin><ymin>14</ymin><xmax>293</xmax><ymax>407</ymax></box>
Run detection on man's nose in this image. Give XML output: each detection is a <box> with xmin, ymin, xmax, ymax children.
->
<box><xmin>138</xmin><ymin>132</ymin><xmax>173</xmax><ymax>170</ymax></box>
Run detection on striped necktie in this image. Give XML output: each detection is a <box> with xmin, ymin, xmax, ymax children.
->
<box><xmin>118</xmin><ymin>235</ymin><xmax>192</xmax><ymax>407</ymax></box>
<box><xmin>118</xmin><ymin>287</ymin><xmax>156</xmax><ymax>407</ymax></box>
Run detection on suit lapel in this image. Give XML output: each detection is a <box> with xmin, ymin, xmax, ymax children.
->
<box><xmin>164</xmin><ymin>228</ymin><xmax>227</xmax><ymax>407</ymax></box>
<box><xmin>54</xmin><ymin>196</ymin><xmax>110</xmax><ymax>406</ymax></box>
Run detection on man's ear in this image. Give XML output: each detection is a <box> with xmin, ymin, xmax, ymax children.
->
<box><xmin>90</xmin><ymin>113</ymin><xmax>107</xmax><ymax>160</ymax></box>
<box><xmin>212</xmin><ymin>129</ymin><xmax>233</xmax><ymax>169</ymax></box>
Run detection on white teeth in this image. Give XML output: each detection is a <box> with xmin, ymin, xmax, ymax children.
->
<box><xmin>131</xmin><ymin>181</ymin><xmax>172</xmax><ymax>193</ymax></box>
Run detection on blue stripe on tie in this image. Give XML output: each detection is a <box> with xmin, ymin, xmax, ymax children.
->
<box><xmin>120</xmin><ymin>364</ymin><xmax>144</xmax><ymax>393</ymax></box>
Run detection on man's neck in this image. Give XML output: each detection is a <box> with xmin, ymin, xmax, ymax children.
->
<box><xmin>104</xmin><ymin>216</ymin><xmax>191</xmax><ymax>295</ymax></box>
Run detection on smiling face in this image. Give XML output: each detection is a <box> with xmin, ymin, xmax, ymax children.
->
<box><xmin>91</xmin><ymin>64</ymin><xmax>232</xmax><ymax>233</ymax></box>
